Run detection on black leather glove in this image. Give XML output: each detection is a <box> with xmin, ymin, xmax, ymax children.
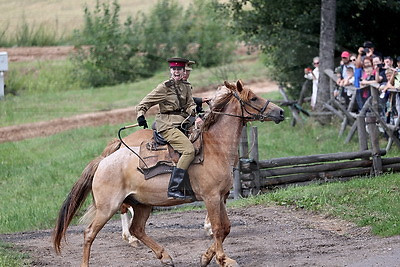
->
<box><xmin>137</xmin><ymin>115</ymin><xmax>148</xmax><ymax>129</ymax></box>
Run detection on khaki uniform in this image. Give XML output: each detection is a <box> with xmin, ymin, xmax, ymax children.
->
<box><xmin>136</xmin><ymin>79</ymin><xmax>197</xmax><ymax>170</ymax></box>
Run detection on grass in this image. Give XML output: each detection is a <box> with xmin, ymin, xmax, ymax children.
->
<box><xmin>0</xmin><ymin>56</ymin><xmax>268</xmax><ymax>127</ymax></box>
<box><xmin>230</xmin><ymin>172</ymin><xmax>400</xmax><ymax>237</ymax></box>
<box><xmin>0</xmin><ymin>0</ymin><xmax>196</xmax><ymax>44</ymax></box>
<box><xmin>0</xmin><ymin>242</ymin><xmax>29</xmax><ymax>267</ymax></box>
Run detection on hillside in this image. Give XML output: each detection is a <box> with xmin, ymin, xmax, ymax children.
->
<box><xmin>0</xmin><ymin>0</ymin><xmax>194</xmax><ymax>35</ymax></box>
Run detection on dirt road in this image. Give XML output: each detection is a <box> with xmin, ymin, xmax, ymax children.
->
<box><xmin>1</xmin><ymin>205</ymin><xmax>400</xmax><ymax>266</ymax></box>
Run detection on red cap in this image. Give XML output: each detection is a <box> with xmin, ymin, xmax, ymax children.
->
<box><xmin>168</xmin><ymin>61</ymin><xmax>186</xmax><ymax>67</ymax></box>
<box><xmin>167</xmin><ymin>57</ymin><xmax>188</xmax><ymax>68</ymax></box>
<box><xmin>341</xmin><ymin>51</ymin><xmax>350</xmax><ymax>58</ymax></box>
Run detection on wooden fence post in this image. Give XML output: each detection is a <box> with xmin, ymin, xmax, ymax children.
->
<box><xmin>233</xmin><ymin>125</ymin><xmax>248</xmax><ymax>198</ymax></box>
<box><xmin>233</xmin><ymin>166</ymin><xmax>242</xmax><ymax>199</ymax></box>
<box><xmin>249</xmin><ymin>126</ymin><xmax>260</xmax><ymax>195</ymax></box>
<box><xmin>356</xmin><ymin>96</ymin><xmax>372</xmax><ymax>150</ymax></box>
<box><xmin>239</xmin><ymin>125</ymin><xmax>248</xmax><ymax>157</ymax></box>
<box><xmin>366</xmin><ymin>113</ymin><xmax>383</xmax><ymax>175</ymax></box>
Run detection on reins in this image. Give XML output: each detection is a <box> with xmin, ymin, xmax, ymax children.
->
<box><xmin>210</xmin><ymin>91</ymin><xmax>271</xmax><ymax>124</ymax></box>
<box><xmin>118</xmin><ymin>125</ymin><xmax>149</xmax><ymax>170</ymax></box>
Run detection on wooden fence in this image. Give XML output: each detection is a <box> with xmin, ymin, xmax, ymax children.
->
<box><xmin>232</xmin><ymin>125</ymin><xmax>400</xmax><ymax>198</ymax></box>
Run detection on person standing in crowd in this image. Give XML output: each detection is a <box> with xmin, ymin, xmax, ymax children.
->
<box><xmin>304</xmin><ymin>56</ymin><xmax>319</xmax><ymax>110</ymax></box>
<box><xmin>336</xmin><ymin>51</ymin><xmax>355</xmax><ymax>105</ymax></box>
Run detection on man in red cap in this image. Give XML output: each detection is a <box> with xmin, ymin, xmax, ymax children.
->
<box><xmin>335</xmin><ymin>51</ymin><xmax>355</xmax><ymax>105</ymax></box>
<box><xmin>136</xmin><ymin>57</ymin><xmax>198</xmax><ymax>200</ymax></box>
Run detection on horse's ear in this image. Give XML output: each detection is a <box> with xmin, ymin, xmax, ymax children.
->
<box><xmin>236</xmin><ymin>80</ymin><xmax>244</xmax><ymax>92</ymax></box>
<box><xmin>224</xmin><ymin>81</ymin><xmax>235</xmax><ymax>90</ymax></box>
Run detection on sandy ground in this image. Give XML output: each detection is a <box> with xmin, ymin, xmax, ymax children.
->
<box><xmin>1</xmin><ymin>205</ymin><xmax>400</xmax><ymax>266</ymax></box>
<box><xmin>2</xmin><ymin>46</ymin><xmax>400</xmax><ymax>267</ymax></box>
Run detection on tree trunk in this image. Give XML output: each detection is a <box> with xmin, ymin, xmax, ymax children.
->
<box><xmin>316</xmin><ymin>0</ymin><xmax>336</xmax><ymax>124</ymax></box>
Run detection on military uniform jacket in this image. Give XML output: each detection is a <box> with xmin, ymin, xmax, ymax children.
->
<box><xmin>136</xmin><ymin>79</ymin><xmax>197</xmax><ymax>133</ymax></box>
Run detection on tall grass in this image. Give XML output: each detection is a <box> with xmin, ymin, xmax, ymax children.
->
<box><xmin>0</xmin><ymin>20</ymin><xmax>67</xmax><ymax>47</ymax></box>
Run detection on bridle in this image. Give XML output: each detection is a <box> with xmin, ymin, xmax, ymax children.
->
<box><xmin>210</xmin><ymin>91</ymin><xmax>271</xmax><ymax>125</ymax></box>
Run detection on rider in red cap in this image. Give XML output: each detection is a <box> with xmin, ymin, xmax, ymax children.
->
<box><xmin>136</xmin><ymin>57</ymin><xmax>198</xmax><ymax>200</ymax></box>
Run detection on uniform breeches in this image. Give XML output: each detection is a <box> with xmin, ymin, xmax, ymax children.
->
<box><xmin>160</xmin><ymin>128</ymin><xmax>195</xmax><ymax>170</ymax></box>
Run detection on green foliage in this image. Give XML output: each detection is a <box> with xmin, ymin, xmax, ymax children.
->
<box><xmin>227</xmin><ymin>0</ymin><xmax>400</xmax><ymax>98</ymax></box>
<box><xmin>71</xmin><ymin>0</ymin><xmax>149</xmax><ymax>87</ymax></box>
<box><xmin>227</xmin><ymin>0</ymin><xmax>321</xmax><ymax>98</ymax></box>
<box><xmin>71</xmin><ymin>0</ymin><xmax>236</xmax><ymax>87</ymax></box>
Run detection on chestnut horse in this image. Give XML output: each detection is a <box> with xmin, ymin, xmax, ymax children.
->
<box><xmin>53</xmin><ymin>80</ymin><xmax>284</xmax><ymax>267</ymax></box>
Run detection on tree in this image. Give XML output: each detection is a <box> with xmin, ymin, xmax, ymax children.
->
<box><xmin>316</xmin><ymin>0</ymin><xmax>336</xmax><ymax>118</ymax></box>
<box><xmin>227</xmin><ymin>0</ymin><xmax>400</xmax><ymax>99</ymax></box>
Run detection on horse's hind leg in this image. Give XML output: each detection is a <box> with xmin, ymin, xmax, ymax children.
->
<box><xmin>120</xmin><ymin>204</ymin><xmax>140</xmax><ymax>246</ymax></box>
<box><xmin>81</xmin><ymin>206</ymin><xmax>118</xmax><ymax>267</ymax></box>
<box><xmin>130</xmin><ymin>204</ymin><xmax>174</xmax><ymax>266</ymax></box>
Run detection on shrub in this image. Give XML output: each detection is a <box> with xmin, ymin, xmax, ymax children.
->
<box><xmin>71</xmin><ymin>0</ymin><xmax>236</xmax><ymax>88</ymax></box>
<box><xmin>71</xmin><ymin>0</ymin><xmax>150</xmax><ymax>87</ymax></box>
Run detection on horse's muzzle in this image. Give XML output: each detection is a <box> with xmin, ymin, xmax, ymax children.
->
<box><xmin>273</xmin><ymin>109</ymin><xmax>285</xmax><ymax>124</ymax></box>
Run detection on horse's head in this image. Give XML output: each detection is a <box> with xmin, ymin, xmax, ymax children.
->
<box><xmin>223</xmin><ymin>80</ymin><xmax>284</xmax><ymax>124</ymax></box>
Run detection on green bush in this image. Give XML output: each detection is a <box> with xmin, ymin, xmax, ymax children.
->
<box><xmin>71</xmin><ymin>0</ymin><xmax>236</xmax><ymax>87</ymax></box>
<box><xmin>71</xmin><ymin>1</ymin><xmax>150</xmax><ymax>87</ymax></box>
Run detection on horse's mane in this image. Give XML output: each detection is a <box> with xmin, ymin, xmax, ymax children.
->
<box><xmin>202</xmin><ymin>83</ymin><xmax>252</xmax><ymax>131</ymax></box>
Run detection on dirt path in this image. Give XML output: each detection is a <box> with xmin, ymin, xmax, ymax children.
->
<box><xmin>0</xmin><ymin>79</ymin><xmax>278</xmax><ymax>143</ymax></box>
<box><xmin>1</xmin><ymin>205</ymin><xmax>400</xmax><ymax>266</ymax></box>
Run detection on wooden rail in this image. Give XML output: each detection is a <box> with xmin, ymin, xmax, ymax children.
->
<box><xmin>236</xmin><ymin>125</ymin><xmax>400</xmax><ymax>196</ymax></box>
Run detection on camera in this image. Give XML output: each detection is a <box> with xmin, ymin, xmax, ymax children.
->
<box><xmin>361</xmin><ymin>47</ymin><xmax>370</xmax><ymax>56</ymax></box>
<box><xmin>377</xmin><ymin>63</ymin><xmax>384</xmax><ymax>68</ymax></box>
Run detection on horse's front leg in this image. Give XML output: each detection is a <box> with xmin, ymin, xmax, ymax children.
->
<box><xmin>201</xmin><ymin>197</ymin><xmax>238</xmax><ymax>267</ymax></box>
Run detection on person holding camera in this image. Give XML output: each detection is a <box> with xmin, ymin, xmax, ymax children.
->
<box><xmin>304</xmin><ymin>56</ymin><xmax>319</xmax><ymax>110</ymax></box>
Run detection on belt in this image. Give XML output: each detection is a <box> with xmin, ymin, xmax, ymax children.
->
<box><xmin>162</xmin><ymin>109</ymin><xmax>186</xmax><ymax>116</ymax></box>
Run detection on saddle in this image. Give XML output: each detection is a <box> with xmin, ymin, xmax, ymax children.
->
<box><xmin>137</xmin><ymin>127</ymin><xmax>203</xmax><ymax>179</ymax></box>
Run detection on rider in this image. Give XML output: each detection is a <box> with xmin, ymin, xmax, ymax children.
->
<box><xmin>136</xmin><ymin>57</ymin><xmax>199</xmax><ymax>200</ymax></box>
<box><xmin>183</xmin><ymin>60</ymin><xmax>210</xmax><ymax>114</ymax></box>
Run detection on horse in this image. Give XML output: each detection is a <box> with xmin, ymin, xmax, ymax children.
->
<box><xmin>52</xmin><ymin>80</ymin><xmax>284</xmax><ymax>267</ymax></box>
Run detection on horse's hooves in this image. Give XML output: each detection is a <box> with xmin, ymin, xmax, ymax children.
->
<box><xmin>200</xmin><ymin>254</ymin><xmax>212</xmax><ymax>267</ymax></box>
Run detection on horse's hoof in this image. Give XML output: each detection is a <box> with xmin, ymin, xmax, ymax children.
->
<box><xmin>161</xmin><ymin>256</ymin><xmax>174</xmax><ymax>266</ymax></box>
<box><xmin>200</xmin><ymin>254</ymin><xmax>212</xmax><ymax>267</ymax></box>
<box><xmin>128</xmin><ymin>238</ymin><xmax>140</xmax><ymax>247</ymax></box>
<box><xmin>222</xmin><ymin>258</ymin><xmax>239</xmax><ymax>267</ymax></box>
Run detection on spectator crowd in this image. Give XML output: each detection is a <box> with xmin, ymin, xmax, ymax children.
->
<box><xmin>305</xmin><ymin>41</ymin><xmax>400</xmax><ymax>133</ymax></box>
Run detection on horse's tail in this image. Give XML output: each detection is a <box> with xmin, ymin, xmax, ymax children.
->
<box><xmin>52</xmin><ymin>138</ymin><xmax>121</xmax><ymax>254</ymax></box>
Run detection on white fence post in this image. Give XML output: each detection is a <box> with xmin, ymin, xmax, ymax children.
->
<box><xmin>0</xmin><ymin>52</ymin><xmax>9</xmax><ymax>100</ymax></box>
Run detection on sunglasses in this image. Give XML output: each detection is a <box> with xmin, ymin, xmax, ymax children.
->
<box><xmin>313</xmin><ymin>62</ymin><xmax>319</xmax><ymax>65</ymax></box>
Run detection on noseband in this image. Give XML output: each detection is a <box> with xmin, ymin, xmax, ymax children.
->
<box><xmin>210</xmin><ymin>91</ymin><xmax>271</xmax><ymax>124</ymax></box>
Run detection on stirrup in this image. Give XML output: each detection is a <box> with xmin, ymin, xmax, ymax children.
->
<box><xmin>167</xmin><ymin>190</ymin><xmax>192</xmax><ymax>200</ymax></box>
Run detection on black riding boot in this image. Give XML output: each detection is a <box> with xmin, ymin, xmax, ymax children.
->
<box><xmin>167</xmin><ymin>167</ymin><xmax>192</xmax><ymax>200</ymax></box>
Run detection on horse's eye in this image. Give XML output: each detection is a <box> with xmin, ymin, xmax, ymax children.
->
<box><xmin>251</xmin><ymin>97</ymin><xmax>257</xmax><ymax>101</ymax></box>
